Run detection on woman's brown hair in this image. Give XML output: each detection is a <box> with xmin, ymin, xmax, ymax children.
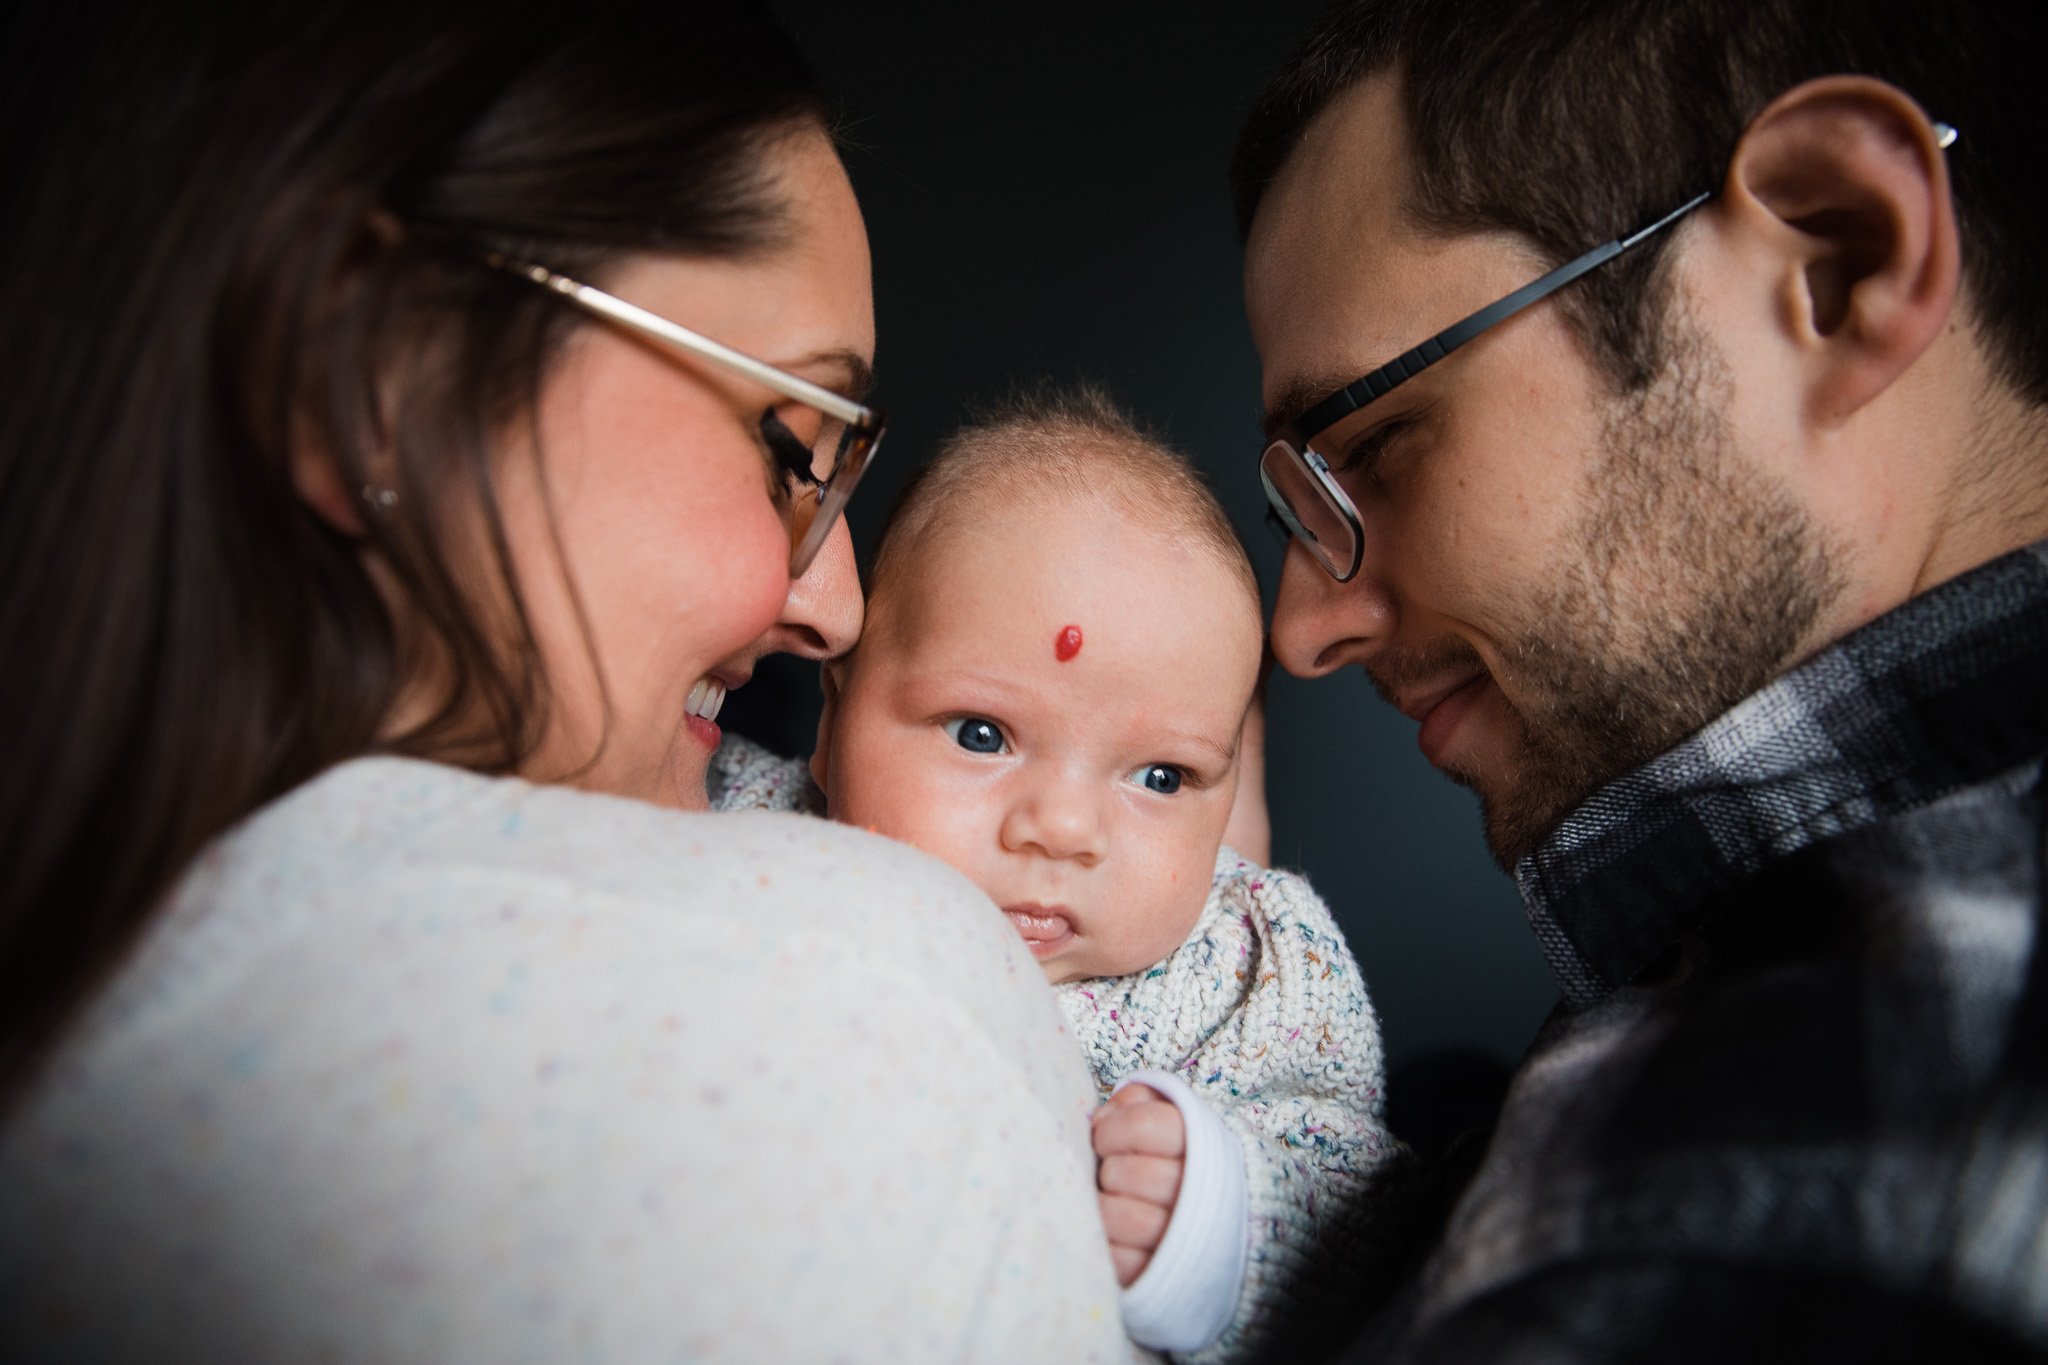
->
<box><xmin>0</xmin><ymin>0</ymin><xmax>828</xmax><ymax>1096</ymax></box>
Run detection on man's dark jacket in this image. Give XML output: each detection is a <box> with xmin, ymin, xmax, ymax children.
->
<box><xmin>1362</xmin><ymin>542</ymin><xmax>2048</xmax><ymax>1362</ymax></box>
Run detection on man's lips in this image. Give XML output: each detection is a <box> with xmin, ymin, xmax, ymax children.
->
<box><xmin>1395</xmin><ymin>672</ymin><xmax>1490</xmax><ymax>766</ymax></box>
<box><xmin>1003</xmin><ymin>903</ymin><xmax>1076</xmax><ymax>958</ymax></box>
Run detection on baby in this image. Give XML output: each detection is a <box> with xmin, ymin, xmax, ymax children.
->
<box><xmin>713</xmin><ymin>389</ymin><xmax>1406</xmax><ymax>1360</ymax></box>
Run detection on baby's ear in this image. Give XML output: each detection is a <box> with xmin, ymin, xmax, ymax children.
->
<box><xmin>810</xmin><ymin>660</ymin><xmax>846</xmax><ymax>792</ymax></box>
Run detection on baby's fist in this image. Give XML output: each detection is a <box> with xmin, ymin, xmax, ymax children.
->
<box><xmin>1091</xmin><ymin>1083</ymin><xmax>1186</xmax><ymax>1286</ymax></box>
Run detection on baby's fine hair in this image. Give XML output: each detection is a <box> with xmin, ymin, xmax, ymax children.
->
<box><xmin>869</xmin><ymin>383</ymin><xmax>1260</xmax><ymax>611</ymax></box>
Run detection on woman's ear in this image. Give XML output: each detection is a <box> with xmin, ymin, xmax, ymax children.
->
<box><xmin>287</xmin><ymin>207</ymin><xmax>411</xmax><ymax>537</ymax></box>
<box><xmin>290</xmin><ymin>432</ymin><xmax>370</xmax><ymax>535</ymax></box>
<box><xmin>1722</xmin><ymin>75</ymin><xmax>1960</xmax><ymax>430</ymax></box>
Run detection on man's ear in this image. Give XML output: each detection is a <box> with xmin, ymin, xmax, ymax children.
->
<box><xmin>809</xmin><ymin>659</ymin><xmax>845</xmax><ymax>793</ymax></box>
<box><xmin>1721</xmin><ymin>75</ymin><xmax>1960</xmax><ymax>430</ymax></box>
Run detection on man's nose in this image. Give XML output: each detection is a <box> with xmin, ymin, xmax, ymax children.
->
<box><xmin>999</xmin><ymin>771</ymin><xmax>1107</xmax><ymax>866</ymax></box>
<box><xmin>1269</xmin><ymin>537</ymin><xmax>1394</xmax><ymax>678</ymax></box>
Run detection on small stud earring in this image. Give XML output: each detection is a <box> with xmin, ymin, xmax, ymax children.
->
<box><xmin>360</xmin><ymin>484</ymin><xmax>398</xmax><ymax>509</ymax></box>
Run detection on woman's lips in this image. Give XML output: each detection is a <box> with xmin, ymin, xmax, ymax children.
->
<box><xmin>1415</xmin><ymin>673</ymin><xmax>1489</xmax><ymax>766</ymax></box>
<box><xmin>683</xmin><ymin>713</ymin><xmax>722</xmax><ymax>749</ymax></box>
<box><xmin>681</xmin><ymin>674</ymin><xmax>736</xmax><ymax>750</ymax></box>
<box><xmin>1004</xmin><ymin>904</ymin><xmax>1075</xmax><ymax>958</ymax></box>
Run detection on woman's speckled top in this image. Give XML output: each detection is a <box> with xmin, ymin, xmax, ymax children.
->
<box><xmin>0</xmin><ymin>756</ymin><xmax>1146</xmax><ymax>1363</ymax></box>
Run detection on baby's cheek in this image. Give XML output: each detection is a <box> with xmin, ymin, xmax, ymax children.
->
<box><xmin>836</xmin><ymin>771</ymin><xmax>995</xmax><ymax>887</ymax></box>
<box><xmin>1130</xmin><ymin>863</ymin><xmax>1214</xmax><ymax>965</ymax></box>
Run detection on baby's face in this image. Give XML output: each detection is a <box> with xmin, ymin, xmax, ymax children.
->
<box><xmin>816</xmin><ymin>496</ymin><xmax>1263</xmax><ymax>982</ymax></box>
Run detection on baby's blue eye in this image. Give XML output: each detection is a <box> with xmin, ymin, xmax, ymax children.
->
<box><xmin>1132</xmin><ymin>764</ymin><xmax>1183</xmax><ymax>795</ymax></box>
<box><xmin>944</xmin><ymin>717</ymin><xmax>1006</xmax><ymax>754</ymax></box>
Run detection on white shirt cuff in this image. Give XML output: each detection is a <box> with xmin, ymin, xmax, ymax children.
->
<box><xmin>1112</xmin><ymin>1069</ymin><xmax>1248</xmax><ymax>1353</ymax></box>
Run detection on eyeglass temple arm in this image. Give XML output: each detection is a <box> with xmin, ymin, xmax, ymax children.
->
<box><xmin>487</xmin><ymin>254</ymin><xmax>878</xmax><ymax>430</ymax></box>
<box><xmin>1285</xmin><ymin>190</ymin><xmax>1714</xmax><ymax>440</ymax></box>
<box><xmin>1425</xmin><ymin>188</ymin><xmax>1714</xmax><ymax>351</ymax></box>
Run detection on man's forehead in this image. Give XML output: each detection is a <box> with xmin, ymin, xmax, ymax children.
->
<box><xmin>1244</xmin><ymin>71</ymin><xmax>1434</xmax><ymax>430</ymax></box>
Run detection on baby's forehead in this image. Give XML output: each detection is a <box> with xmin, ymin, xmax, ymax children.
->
<box><xmin>861</xmin><ymin>500</ymin><xmax>1262</xmax><ymax>670</ymax></box>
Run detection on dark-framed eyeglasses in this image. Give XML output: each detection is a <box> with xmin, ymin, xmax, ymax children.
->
<box><xmin>488</xmin><ymin>254</ymin><xmax>886</xmax><ymax>580</ymax></box>
<box><xmin>1258</xmin><ymin>189</ymin><xmax>1709</xmax><ymax>583</ymax></box>
<box><xmin>1261</xmin><ymin>119</ymin><xmax>1958</xmax><ymax>585</ymax></box>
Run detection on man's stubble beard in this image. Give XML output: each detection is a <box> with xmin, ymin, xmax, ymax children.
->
<box><xmin>1439</xmin><ymin>313</ymin><xmax>1846</xmax><ymax>868</ymax></box>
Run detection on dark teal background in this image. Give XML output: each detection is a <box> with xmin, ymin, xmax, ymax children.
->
<box><xmin>738</xmin><ymin>2</ymin><xmax>1560</xmax><ymax>1071</ymax></box>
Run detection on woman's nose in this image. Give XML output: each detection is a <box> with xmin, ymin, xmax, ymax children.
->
<box><xmin>999</xmin><ymin>774</ymin><xmax>1106</xmax><ymax>866</ymax></box>
<box><xmin>1269</xmin><ymin>537</ymin><xmax>1394</xmax><ymax>678</ymax></box>
<box><xmin>773</xmin><ymin>515</ymin><xmax>863</xmax><ymax>661</ymax></box>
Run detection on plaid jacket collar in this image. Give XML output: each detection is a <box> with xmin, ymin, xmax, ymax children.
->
<box><xmin>1516</xmin><ymin>540</ymin><xmax>2048</xmax><ymax>1008</ymax></box>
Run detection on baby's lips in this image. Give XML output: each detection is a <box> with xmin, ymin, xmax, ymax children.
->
<box><xmin>1003</xmin><ymin>908</ymin><xmax>1073</xmax><ymax>941</ymax></box>
<box><xmin>1003</xmin><ymin>903</ymin><xmax>1076</xmax><ymax>951</ymax></box>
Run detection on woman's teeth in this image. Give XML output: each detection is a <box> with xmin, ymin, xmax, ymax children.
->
<box><xmin>685</xmin><ymin>678</ymin><xmax>727</xmax><ymax>722</ymax></box>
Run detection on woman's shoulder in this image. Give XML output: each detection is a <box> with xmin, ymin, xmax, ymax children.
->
<box><xmin>186</xmin><ymin>753</ymin><xmax>947</xmax><ymax>920</ymax></box>
<box><xmin>80</xmin><ymin>756</ymin><xmax>1083</xmax><ymax>1101</ymax></box>
<box><xmin>2</xmin><ymin>757</ymin><xmax>1127</xmax><ymax>1360</ymax></box>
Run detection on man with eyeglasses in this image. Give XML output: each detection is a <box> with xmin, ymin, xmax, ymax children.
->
<box><xmin>1233</xmin><ymin>1</ymin><xmax>2048</xmax><ymax>1359</ymax></box>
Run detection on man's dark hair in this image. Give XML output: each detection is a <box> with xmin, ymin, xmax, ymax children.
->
<box><xmin>1232</xmin><ymin>0</ymin><xmax>2048</xmax><ymax>403</ymax></box>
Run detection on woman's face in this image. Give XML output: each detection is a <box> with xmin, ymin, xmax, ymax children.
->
<box><xmin>497</xmin><ymin>128</ymin><xmax>873</xmax><ymax>809</ymax></box>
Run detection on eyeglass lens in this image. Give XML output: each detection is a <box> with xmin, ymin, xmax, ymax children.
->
<box><xmin>1260</xmin><ymin>440</ymin><xmax>1359</xmax><ymax>581</ymax></box>
<box><xmin>787</xmin><ymin>423</ymin><xmax>881</xmax><ymax>578</ymax></box>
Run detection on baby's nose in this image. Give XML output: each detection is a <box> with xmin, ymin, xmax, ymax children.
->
<box><xmin>999</xmin><ymin>773</ymin><xmax>1106</xmax><ymax>865</ymax></box>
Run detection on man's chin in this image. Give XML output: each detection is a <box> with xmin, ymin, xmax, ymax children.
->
<box><xmin>1439</xmin><ymin>755</ymin><xmax>1582</xmax><ymax>871</ymax></box>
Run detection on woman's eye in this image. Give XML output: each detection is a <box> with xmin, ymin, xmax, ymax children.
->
<box><xmin>759</xmin><ymin>411</ymin><xmax>823</xmax><ymax>492</ymax></box>
<box><xmin>1131</xmin><ymin>763</ymin><xmax>1183</xmax><ymax>795</ymax></box>
<box><xmin>943</xmin><ymin>717</ymin><xmax>1006</xmax><ymax>755</ymax></box>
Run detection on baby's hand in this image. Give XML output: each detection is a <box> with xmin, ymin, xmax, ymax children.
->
<box><xmin>1091</xmin><ymin>1083</ymin><xmax>1186</xmax><ymax>1287</ymax></box>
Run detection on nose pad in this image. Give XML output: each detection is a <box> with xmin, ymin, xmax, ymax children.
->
<box><xmin>999</xmin><ymin>774</ymin><xmax>1106</xmax><ymax>866</ymax></box>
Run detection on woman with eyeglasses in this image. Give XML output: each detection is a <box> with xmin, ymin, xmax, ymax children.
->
<box><xmin>0</xmin><ymin>4</ymin><xmax>1129</xmax><ymax>1358</ymax></box>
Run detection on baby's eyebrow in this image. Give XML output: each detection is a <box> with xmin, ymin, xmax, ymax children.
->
<box><xmin>1159</xmin><ymin>728</ymin><xmax>1237</xmax><ymax>768</ymax></box>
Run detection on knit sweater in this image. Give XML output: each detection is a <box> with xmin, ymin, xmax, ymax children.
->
<box><xmin>711</xmin><ymin>735</ymin><xmax>1408</xmax><ymax>1361</ymax></box>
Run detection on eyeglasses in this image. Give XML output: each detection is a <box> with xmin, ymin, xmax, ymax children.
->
<box><xmin>488</xmin><ymin>254</ymin><xmax>886</xmax><ymax>579</ymax></box>
<box><xmin>1258</xmin><ymin>190</ymin><xmax>1710</xmax><ymax>582</ymax></box>
<box><xmin>1261</xmin><ymin>121</ymin><xmax>1960</xmax><ymax>584</ymax></box>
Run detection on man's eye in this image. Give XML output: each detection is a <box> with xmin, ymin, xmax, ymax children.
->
<box><xmin>1130</xmin><ymin>763</ymin><xmax>1183</xmax><ymax>795</ymax></box>
<box><xmin>1335</xmin><ymin>423</ymin><xmax>1400</xmax><ymax>482</ymax></box>
<box><xmin>943</xmin><ymin>716</ymin><xmax>1007</xmax><ymax>755</ymax></box>
<box><xmin>759</xmin><ymin>411</ymin><xmax>823</xmax><ymax>489</ymax></box>
<box><xmin>1334</xmin><ymin>411</ymin><xmax>1433</xmax><ymax>490</ymax></box>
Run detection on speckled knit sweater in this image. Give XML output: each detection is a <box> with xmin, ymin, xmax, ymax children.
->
<box><xmin>712</xmin><ymin>736</ymin><xmax>1409</xmax><ymax>1362</ymax></box>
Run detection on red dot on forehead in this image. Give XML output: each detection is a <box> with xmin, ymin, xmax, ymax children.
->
<box><xmin>1055</xmin><ymin>624</ymin><xmax>1083</xmax><ymax>662</ymax></box>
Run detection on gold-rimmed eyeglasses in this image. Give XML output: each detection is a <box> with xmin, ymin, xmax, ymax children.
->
<box><xmin>488</xmin><ymin>254</ymin><xmax>886</xmax><ymax>580</ymax></box>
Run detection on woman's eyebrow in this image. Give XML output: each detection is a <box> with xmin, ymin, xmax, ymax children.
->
<box><xmin>787</xmin><ymin>348</ymin><xmax>875</xmax><ymax>402</ymax></box>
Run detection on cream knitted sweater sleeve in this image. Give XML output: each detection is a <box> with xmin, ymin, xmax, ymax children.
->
<box><xmin>1054</xmin><ymin>848</ymin><xmax>1410</xmax><ymax>1364</ymax></box>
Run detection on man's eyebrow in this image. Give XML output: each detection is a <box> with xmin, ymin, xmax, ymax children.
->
<box><xmin>1160</xmin><ymin>727</ymin><xmax>1238</xmax><ymax>769</ymax></box>
<box><xmin>1262</xmin><ymin>368</ymin><xmax>1367</xmax><ymax>441</ymax></box>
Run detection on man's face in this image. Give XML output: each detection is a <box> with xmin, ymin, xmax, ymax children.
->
<box><xmin>1245</xmin><ymin>74</ymin><xmax>1842</xmax><ymax>865</ymax></box>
